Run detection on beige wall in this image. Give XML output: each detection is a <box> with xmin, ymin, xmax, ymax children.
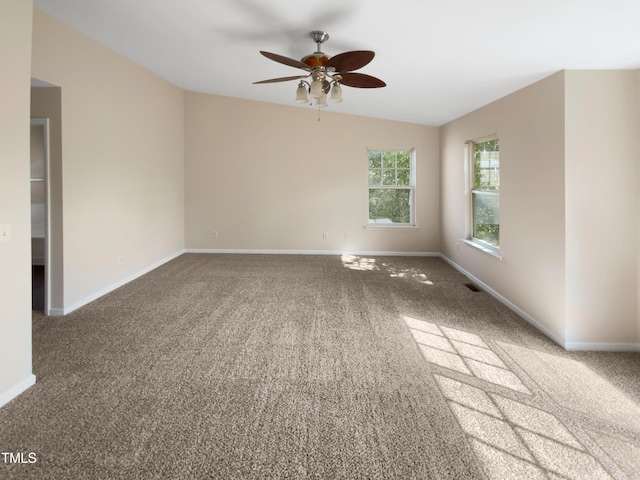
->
<box><xmin>31</xmin><ymin>9</ymin><xmax>185</xmax><ymax>311</ymax></box>
<box><xmin>185</xmin><ymin>92</ymin><xmax>440</xmax><ymax>254</ymax></box>
<box><xmin>564</xmin><ymin>70</ymin><xmax>639</xmax><ymax>346</ymax></box>
<box><xmin>440</xmin><ymin>72</ymin><xmax>567</xmax><ymax>342</ymax></box>
<box><xmin>31</xmin><ymin>87</ymin><xmax>63</xmax><ymax>313</ymax></box>
<box><xmin>0</xmin><ymin>0</ymin><xmax>35</xmax><ymax>405</ymax></box>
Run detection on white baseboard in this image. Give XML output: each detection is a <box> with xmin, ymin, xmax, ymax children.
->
<box><xmin>185</xmin><ymin>248</ymin><xmax>440</xmax><ymax>257</ymax></box>
<box><xmin>564</xmin><ymin>342</ymin><xmax>640</xmax><ymax>352</ymax></box>
<box><xmin>0</xmin><ymin>374</ymin><xmax>36</xmax><ymax>409</ymax></box>
<box><xmin>439</xmin><ymin>254</ymin><xmax>567</xmax><ymax>349</ymax></box>
<box><xmin>58</xmin><ymin>250</ymin><xmax>186</xmax><ymax>316</ymax></box>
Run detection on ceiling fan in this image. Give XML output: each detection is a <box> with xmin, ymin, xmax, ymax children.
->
<box><xmin>253</xmin><ymin>31</ymin><xmax>386</xmax><ymax>107</ymax></box>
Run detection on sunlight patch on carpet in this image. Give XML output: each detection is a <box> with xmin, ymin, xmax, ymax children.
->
<box><xmin>585</xmin><ymin>429</ymin><xmax>640</xmax><ymax>480</ymax></box>
<box><xmin>341</xmin><ymin>256</ymin><xmax>435</xmax><ymax>284</ymax></box>
<box><xmin>498</xmin><ymin>341</ymin><xmax>640</xmax><ymax>431</ymax></box>
<box><xmin>417</xmin><ymin>344</ymin><xmax>472</xmax><ymax>375</ymax></box>
<box><xmin>470</xmin><ymin>439</ymin><xmax>547</xmax><ymax>480</ymax></box>
<box><xmin>404</xmin><ymin>318</ymin><xmax>530</xmax><ymax>394</ymax></box>
<box><xmin>434</xmin><ymin>374</ymin><xmax>615</xmax><ymax>480</ymax></box>
<box><xmin>490</xmin><ymin>395</ymin><xmax>582</xmax><ymax>450</ymax></box>
<box><xmin>450</xmin><ymin>403</ymin><xmax>534</xmax><ymax>461</ymax></box>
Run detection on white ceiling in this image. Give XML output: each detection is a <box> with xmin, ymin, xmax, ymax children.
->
<box><xmin>33</xmin><ymin>0</ymin><xmax>640</xmax><ymax>126</ymax></box>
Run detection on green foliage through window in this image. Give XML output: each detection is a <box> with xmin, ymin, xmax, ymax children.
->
<box><xmin>369</xmin><ymin>189</ymin><xmax>411</xmax><ymax>224</ymax></box>
<box><xmin>368</xmin><ymin>150</ymin><xmax>411</xmax><ymax>186</ymax></box>
<box><xmin>368</xmin><ymin>150</ymin><xmax>414</xmax><ymax>224</ymax></box>
<box><xmin>472</xmin><ymin>192</ymin><xmax>499</xmax><ymax>246</ymax></box>
<box><xmin>473</xmin><ymin>140</ymin><xmax>499</xmax><ymax>191</ymax></box>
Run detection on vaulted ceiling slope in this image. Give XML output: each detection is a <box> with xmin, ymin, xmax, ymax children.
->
<box><xmin>33</xmin><ymin>0</ymin><xmax>640</xmax><ymax>126</ymax></box>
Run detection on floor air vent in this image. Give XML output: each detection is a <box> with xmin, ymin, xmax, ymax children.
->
<box><xmin>464</xmin><ymin>282</ymin><xmax>482</xmax><ymax>292</ymax></box>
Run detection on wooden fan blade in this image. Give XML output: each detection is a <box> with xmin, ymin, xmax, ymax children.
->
<box><xmin>253</xmin><ymin>75</ymin><xmax>309</xmax><ymax>84</ymax></box>
<box><xmin>325</xmin><ymin>51</ymin><xmax>375</xmax><ymax>72</ymax></box>
<box><xmin>338</xmin><ymin>72</ymin><xmax>386</xmax><ymax>88</ymax></box>
<box><xmin>260</xmin><ymin>51</ymin><xmax>311</xmax><ymax>70</ymax></box>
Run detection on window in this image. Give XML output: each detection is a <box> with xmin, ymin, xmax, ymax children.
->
<box><xmin>468</xmin><ymin>136</ymin><xmax>499</xmax><ymax>250</ymax></box>
<box><xmin>367</xmin><ymin>149</ymin><xmax>415</xmax><ymax>225</ymax></box>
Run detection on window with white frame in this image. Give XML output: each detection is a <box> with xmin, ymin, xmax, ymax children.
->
<box><xmin>468</xmin><ymin>136</ymin><xmax>500</xmax><ymax>250</ymax></box>
<box><xmin>367</xmin><ymin>149</ymin><xmax>415</xmax><ymax>225</ymax></box>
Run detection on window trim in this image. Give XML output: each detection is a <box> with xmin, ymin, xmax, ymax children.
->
<box><xmin>465</xmin><ymin>135</ymin><xmax>500</xmax><ymax>255</ymax></box>
<box><xmin>366</xmin><ymin>148</ymin><xmax>416</xmax><ymax>227</ymax></box>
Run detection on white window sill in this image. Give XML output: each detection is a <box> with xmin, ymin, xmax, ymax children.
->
<box><xmin>365</xmin><ymin>224</ymin><xmax>419</xmax><ymax>230</ymax></box>
<box><xmin>462</xmin><ymin>239</ymin><xmax>502</xmax><ymax>260</ymax></box>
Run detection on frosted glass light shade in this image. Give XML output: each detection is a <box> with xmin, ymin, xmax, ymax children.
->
<box><xmin>309</xmin><ymin>78</ymin><xmax>323</xmax><ymax>99</ymax></box>
<box><xmin>295</xmin><ymin>83</ymin><xmax>308</xmax><ymax>103</ymax></box>
<box><xmin>316</xmin><ymin>92</ymin><xmax>328</xmax><ymax>108</ymax></box>
<box><xmin>330</xmin><ymin>83</ymin><xmax>343</xmax><ymax>103</ymax></box>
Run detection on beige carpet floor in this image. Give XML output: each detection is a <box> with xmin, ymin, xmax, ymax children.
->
<box><xmin>1</xmin><ymin>253</ymin><xmax>639</xmax><ymax>479</ymax></box>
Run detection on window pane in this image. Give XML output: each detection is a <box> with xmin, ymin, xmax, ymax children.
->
<box><xmin>382</xmin><ymin>151</ymin><xmax>396</xmax><ymax>169</ymax></box>
<box><xmin>472</xmin><ymin>192</ymin><xmax>499</xmax><ymax>246</ymax></box>
<box><xmin>382</xmin><ymin>169</ymin><xmax>396</xmax><ymax>185</ymax></box>
<box><xmin>369</xmin><ymin>188</ymin><xmax>411</xmax><ymax>224</ymax></box>
<box><xmin>368</xmin><ymin>168</ymin><xmax>382</xmax><ymax>186</ymax></box>
<box><xmin>397</xmin><ymin>168</ymin><xmax>410</xmax><ymax>186</ymax></box>
<box><xmin>368</xmin><ymin>151</ymin><xmax>382</xmax><ymax>169</ymax></box>
<box><xmin>397</xmin><ymin>151</ymin><xmax>410</xmax><ymax>169</ymax></box>
<box><xmin>473</xmin><ymin>139</ymin><xmax>499</xmax><ymax>191</ymax></box>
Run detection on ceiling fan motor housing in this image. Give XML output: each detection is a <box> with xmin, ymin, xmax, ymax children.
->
<box><xmin>302</xmin><ymin>53</ymin><xmax>330</xmax><ymax>68</ymax></box>
<box><xmin>303</xmin><ymin>31</ymin><xmax>331</xmax><ymax>68</ymax></box>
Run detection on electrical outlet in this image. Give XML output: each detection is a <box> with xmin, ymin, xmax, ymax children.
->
<box><xmin>323</xmin><ymin>232</ymin><xmax>329</xmax><ymax>240</ymax></box>
<box><xmin>119</xmin><ymin>255</ymin><xmax>124</xmax><ymax>264</ymax></box>
<box><xmin>0</xmin><ymin>224</ymin><xmax>10</xmax><ymax>244</ymax></box>
<box><xmin>344</xmin><ymin>232</ymin><xmax>350</xmax><ymax>240</ymax></box>
<box><xmin>212</xmin><ymin>231</ymin><xmax>218</xmax><ymax>239</ymax></box>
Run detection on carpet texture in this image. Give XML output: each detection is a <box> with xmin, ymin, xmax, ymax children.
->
<box><xmin>1</xmin><ymin>254</ymin><xmax>639</xmax><ymax>479</ymax></box>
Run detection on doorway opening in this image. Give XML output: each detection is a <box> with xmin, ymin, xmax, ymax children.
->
<box><xmin>30</xmin><ymin>118</ymin><xmax>51</xmax><ymax>313</ymax></box>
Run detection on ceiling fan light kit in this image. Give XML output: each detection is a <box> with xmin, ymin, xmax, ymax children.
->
<box><xmin>254</xmin><ymin>31</ymin><xmax>385</xmax><ymax>109</ymax></box>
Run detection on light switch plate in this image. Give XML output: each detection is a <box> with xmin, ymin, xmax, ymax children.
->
<box><xmin>0</xmin><ymin>224</ymin><xmax>11</xmax><ymax>244</ymax></box>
